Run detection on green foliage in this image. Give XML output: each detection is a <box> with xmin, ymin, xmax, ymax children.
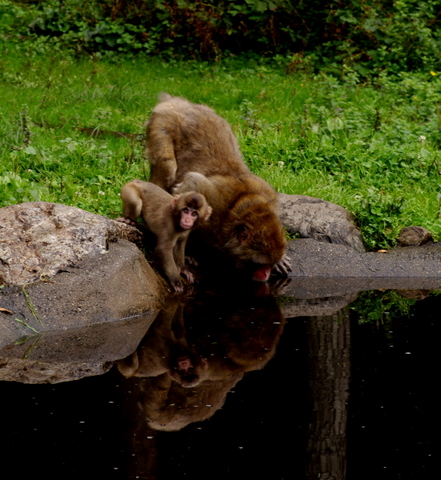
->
<box><xmin>1</xmin><ymin>0</ymin><xmax>441</xmax><ymax>73</ymax></box>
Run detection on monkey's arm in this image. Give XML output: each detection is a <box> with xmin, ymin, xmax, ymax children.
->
<box><xmin>154</xmin><ymin>240</ymin><xmax>184</xmax><ymax>293</ymax></box>
<box><xmin>174</xmin><ymin>234</ymin><xmax>195</xmax><ymax>284</ymax></box>
<box><xmin>173</xmin><ymin>234</ymin><xmax>187</xmax><ymax>269</ymax></box>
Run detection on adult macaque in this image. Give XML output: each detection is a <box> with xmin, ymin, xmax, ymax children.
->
<box><xmin>118</xmin><ymin>179</ymin><xmax>212</xmax><ymax>292</ymax></box>
<box><xmin>146</xmin><ymin>93</ymin><xmax>290</xmax><ymax>282</ymax></box>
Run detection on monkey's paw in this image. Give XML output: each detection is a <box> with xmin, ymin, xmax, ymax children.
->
<box><xmin>115</xmin><ymin>217</ymin><xmax>137</xmax><ymax>226</ymax></box>
<box><xmin>170</xmin><ymin>278</ymin><xmax>185</xmax><ymax>293</ymax></box>
<box><xmin>272</xmin><ymin>254</ymin><xmax>292</xmax><ymax>276</ymax></box>
<box><xmin>185</xmin><ymin>256</ymin><xmax>199</xmax><ymax>267</ymax></box>
<box><xmin>171</xmin><ymin>182</ymin><xmax>184</xmax><ymax>195</ymax></box>
<box><xmin>180</xmin><ymin>269</ymin><xmax>195</xmax><ymax>284</ymax></box>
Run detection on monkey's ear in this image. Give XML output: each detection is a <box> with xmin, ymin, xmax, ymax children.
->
<box><xmin>172</xmin><ymin>195</ymin><xmax>181</xmax><ymax>207</ymax></box>
<box><xmin>237</xmin><ymin>225</ymin><xmax>251</xmax><ymax>244</ymax></box>
<box><xmin>200</xmin><ymin>358</ymin><xmax>208</xmax><ymax>370</ymax></box>
<box><xmin>204</xmin><ymin>206</ymin><xmax>213</xmax><ymax>221</ymax></box>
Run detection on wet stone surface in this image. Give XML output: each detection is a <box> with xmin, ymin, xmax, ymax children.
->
<box><xmin>0</xmin><ymin>282</ymin><xmax>437</xmax><ymax>480</ymax></box>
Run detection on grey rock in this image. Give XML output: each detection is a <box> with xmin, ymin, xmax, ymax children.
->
<box><xmin>0</xmin><ymin>240</ymin><xmax>164</xmax><ymax>383</ymax></box>
<box><xmin>0</xmin><ymin>202</ymin><xmax>166</xmax><ymax>384</ymax></box>
<box><xmin>397</xmin><ymin>226</ymin><xmax>433</xmax><ymax>246</ymax></box>
<box><xmin>286</xmin><ymin>238</ymin><xmax>441</xmax><ymax>282</ymax></box>
<box><xmin>0</xmin><ymin>239</ymin><xmax>164</xmax><ymax>342</ymax></box>
<box><xmin>0</xmin><ymin>201</ymin><xmax>144</xmax><ymax>286</ymax></box>
<box><xmin>278</xmin><ymin>193</ymin><xmax>365</xmax><ymax>252</ymax></box>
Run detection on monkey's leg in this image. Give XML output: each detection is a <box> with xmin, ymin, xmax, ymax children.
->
<box><xmin>147</xmin><ymin>127</ymin><xmax>178</xmax><ymax>191</ymax></box>
<box><xmin>118</xmin><ymin>182</ymin><xmax>143</xmax><ymax>224</ymax></box>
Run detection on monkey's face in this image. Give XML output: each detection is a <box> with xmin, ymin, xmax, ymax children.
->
<box><xmin>223</xmin><ymin>220</ymin><xmax>287</xmax><ymax>282</ymax></box>
<box><xmin>180</xmin><ymin>207</ymin><xmax>199</xmax><ymax>230</ymax></box>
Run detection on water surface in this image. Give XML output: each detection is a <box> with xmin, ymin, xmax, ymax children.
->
<box><xmin>0</xmin><ymin>287</ymin><xmax>437</xmax><ymax>480</ymax></box>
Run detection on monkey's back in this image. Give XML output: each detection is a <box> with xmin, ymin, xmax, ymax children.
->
<box><xmin>147</xmin><ymin>94</ymin><xmax>250</xmax><ymax>182</ymax></box>
<box><xmin>128</xmin><ymin>180</ymin><xmax>175</xmax><ymax>233</ymax></box>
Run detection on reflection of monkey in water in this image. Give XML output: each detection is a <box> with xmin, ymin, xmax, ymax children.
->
<box><xmin>146</xmin><ymin>94</ymin><xmax>290</xmax><ymax>282</ymax></box>
<box><xmin>117</xmin><ymin>179</ymin><xmax>212</xmax><ymax>292</ymax></box>
<box><xmin>118</xmin><ymin>288</ymin><xmax>285</xmax><ymax>431</ymax></box>
<box><xmin>118</xmin><ymin>296</ymin><xmax>208</xmax><ymax>388</ymax></box>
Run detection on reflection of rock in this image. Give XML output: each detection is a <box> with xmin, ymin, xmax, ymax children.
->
<box><xmin>395</xmin><ymin>289</ymin><xmax>431</xmax><ymax>301</ymax></box>
<box><xmin>118</xmin><ymin>289</ymin><xmax>285</xmax><ymax>431</ymax></box>
<box><xmin>0</xmin><ymin>312</ymin><xmax>155</xmax><ymax>383</ymax></box>
<box><xmin>278</xmin><ymin>193</ymin><xmax>365</xmax><ymax>252</ymax></box>
<box><xmin>280</xmin><ymin>276</ymin><xmax>441</xmax><ymax>299</ymax></box>
<box><xmin>280</xmin><ymin>293</ymin><xmax>359</xmax><ymax>319</ymax></box>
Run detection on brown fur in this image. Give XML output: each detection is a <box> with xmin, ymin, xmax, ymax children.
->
<box><xmin>146</xmin><ymin>93</ymin><xmax>288</xmax><ymax>282</ymax></box>
<box><xmin>117</xmin><ymin>179</ymin><xmax>211</xmax><ymax>292</ymax></box>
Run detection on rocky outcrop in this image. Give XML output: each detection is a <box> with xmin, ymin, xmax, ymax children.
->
<box><xmin>0</xmin><ymin>202</ymin><xmax>166</xmax><ymax>383</ymax></box>
<box><xmin>397</xmin><ymin>226</ymin><xmax>433</xmax><ymax>246</ymax></box>
<box><xmin>285</xmin><ymin>238</ymin><xmax>441</xmax><ymax>281</ymax></box>
<box><xmin>278</xmin><ymin>193</ymin><xmax>365</xmax><ymax>252</ymax></box>
<box><xmin>0</xmin><ymin>201</ymin><xmax>144</xmax><ymax>285</ymax></box>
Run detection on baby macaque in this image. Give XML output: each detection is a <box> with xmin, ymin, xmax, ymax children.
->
<box><xmin>118</xmin><ymin>179</ymin><xmax>212</xmax><ymax>292</ymax></box>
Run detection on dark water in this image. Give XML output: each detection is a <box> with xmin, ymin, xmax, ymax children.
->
<box><xmin>0</xmin><ymin>289</ymin><xmax>437</xmax><ymax>480</ymax></box>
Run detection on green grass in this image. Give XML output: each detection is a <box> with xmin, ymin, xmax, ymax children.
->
<box><xmin>1</xmin><ymin>45</ymin><xmax>441</xmax><ymax>249</ymax></box>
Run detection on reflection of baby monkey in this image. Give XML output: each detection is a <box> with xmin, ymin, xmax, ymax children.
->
<box><xmin>117</xmin><ymin>179</ymin><xmax>212</xmax><ymax>292</ymax></box>
<box><xmin>117</xmin><ymin>296</ymin><xmax>208</xmax><ymax>388</ymax></box>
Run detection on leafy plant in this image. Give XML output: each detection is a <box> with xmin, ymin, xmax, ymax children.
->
<box><xmin>2</xmin><ymin>0</ymin><xmax>441</xmax><ymax>72</ymax></box>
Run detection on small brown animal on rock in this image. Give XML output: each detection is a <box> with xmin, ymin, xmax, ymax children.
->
<box><xmin>117</xmin><ymin>179</ymin><xmax>212</xmax><ymax>292</ymax></box>
<box><xmin>146</xmin><ymin>93</ymin><xmax>290</xmax><ymax>282</ymax></box>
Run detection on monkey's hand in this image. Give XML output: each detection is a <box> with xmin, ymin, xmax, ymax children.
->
<box><xmin>272</xmin><ymin>275</ymin><xmax>292</xmax><ymax>291</ymax></box>
<box><xmin>170</xmin><ymin>278</ymin><xmax>185</xmax><ymax>293</ymax></box>
<box><xmin>185</xmin><ymin>256</ymin><xmax>199</xmax><ymax>267</ymax></box>
<box><xmin>171</xmin><ymin>181</ymin><xmax>184</xmax><ymax>195</ymax></box>
<box><xmin>115</xmin><ymin>217</ymin><xmax>137</xmax><ymax>226</ymax></box>
<box><xmin>180</xmin><ymin>268</ymin><xmax>195</xmax><ymax>284</ymax></box>
<box><xmin>272</xmin><ymin>254</ymin><xmax>292</xmax><ymax>276</ymax></box>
